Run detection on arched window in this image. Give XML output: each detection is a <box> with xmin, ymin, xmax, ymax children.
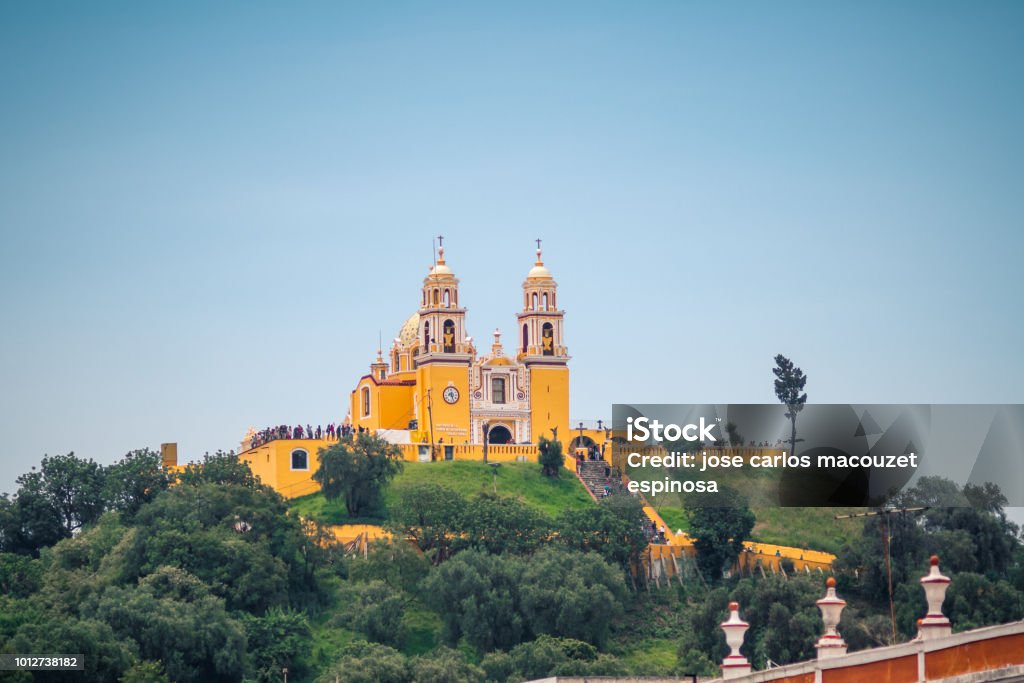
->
<box><xmin>522</xmin><ymin>324</ymin><xmax>529</xmax><ymax>353</ymax></box>
<box><xmin>443</xmin><ymin>289</ymin><xmax>450</xmax><ymax>307</ymax></box>
<box><xmin>433</xmin><ymin>289</ymin><xmax>440</xmax><ymax>305</ymax></box>
<box><xmin>531</xmin><ymin>293</ymin><xmax>538</xmax><ymax>310</ymax></box>
<box><xmin>542</xmin><ymin>293</ymin><xmax>548</xmax><ymax>310</ymax></box>
<box><xmin>443</xmin><ymin>319</ymin><xmax>455</xmax><ymax>353</ymax></box>
<box><xmin>423</xmin><ymin>321</ymin><xmax>430</xmax><ymax>350</ymax></box>
<box><xmin>492</xmin><ymin>376</ymin><xmax>506</xmax><ymax>404</ymax></box>
<box><xmin>361</xmin><ymin>386</ymin><xmax>371</xmax><ymax>417</ymax></box>
<box><xmin>541</xmin><ymin>323</ymin><xmax>554</xmax><ymax>356</ymax></box>
<box><xmin>291</xmin><ymin>449</ymin><xmax>308</xmax><ymax>471</ymax></box>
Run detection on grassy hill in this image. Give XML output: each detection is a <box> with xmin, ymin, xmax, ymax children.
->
<box><xmin>290</xmin><ymin>459</ymin><xmax>866</xmax><ymax>555</ymax></box>
<box><xmin>290</xmin><ymin>461</ymin><xmax>595</xmax><ymax>525</ymax></box>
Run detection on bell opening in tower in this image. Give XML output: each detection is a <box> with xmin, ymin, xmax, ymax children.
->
<box><xmin>542</xmin><ymin>322</ymin><xmax>554</xmax><ymax>356</ymax></box>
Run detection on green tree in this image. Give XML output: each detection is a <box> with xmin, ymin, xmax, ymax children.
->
<box><xmin>0</xmin><ymin>489</ymin><xmax>65</xmax><ymax>555</ymax></box>
<box><xmin>314</xmin><ymin>434</ymin><xmax>403</xmax><ymax>517</ymax></box>
<box><xmin>557</xmin><ymin>495</ymin><xmax>648</xmax><ymax>572</ymax></box>
<box><xmin>347</xmin><ymin>538</ymin><xmax>431</xmax><ymax>593</ymax></box>
<box><xmin>8</xmin><ymin>615</ymin><xmax>137</xmax><ymax>683</ymax></box>
<box><xmin>772</xmin><ymin>354</ymin><xmax>808</xmax><ymax>457</ymax></box>
<box><xmin>684</xmin><ymin>488</ymin><xmax>755</xmax><ymax>583</ymax></box>
<box><xmin>316</xmin><ymin>641</ymin><xmax>409</xmax><ymax>683</ymax></box>
<box><xmin>94</xmin><ymin>566</ymin><xmax>246</xmax><ymax>683</ymax></box>
<box><xmin>729</xmin><ymin>574</ymin><xmax>822</xmax><ymax>667</ymax></box>
<box><xmin>421</xmin><ymin>550</ymin><xmax>525</xmax><ymax>652</ymax></box>
<box><xmin>3</xmin><ymin>453</ymin><xmax>107</xmax><ymax>555</ymax></box>
<box><xmin>176</xmin><ymin>450</ymin><xmax>261</xmax><ymax>489</ymax></box>
<box><xmin>128</xmin><ymin>482</ymin><xmax>327</xmax><ymax>613</ymax></box>
<box><xmin>408</xmin><ymin>647</ymin><xmax>485</xmax><ymax>683</ymax></box>
<box><xmin>104</xmin><ymin>449</ymin><xmax>172</xmax><ymax>517</ymax></box>
<box><xmin>517</xmin><ymin>548</ymin><xmax>627</xmax><ymax>647</ymax></box>
<box><xmin>386</xmin><ymin>484</ymin><xmax>463</xmax><ymax>564</ymax></box>
<box><xmin>538</xmin><ymin>435</ymin><xmax>564</xmax><ymax>478</ymax></box>
<box><xmin>0</xmin><ymin>552</ymin><xmax>43</xmax><ymax>597</ymax></box>
<box><xmin>336</xmin><ymin>579</ymin><xmax>407</xmax><ymax>647</ymax></box>
<box><xmin>456</xmin><ymin>492</ymin><xmax>550</xmax><ymax>556</ymax></box>
<box><xmin>242</xmin><ymin>607</ymin><xmax>311</xmax><ymax>682</ymax></box>
<box><xmin>119</xmin><ymin>661</ymin><xmax>169</xmax><ymax>683</ymax></box>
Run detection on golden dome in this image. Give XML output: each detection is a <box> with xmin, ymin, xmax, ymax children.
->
<box><xmin>398</xmin><ymin>313</ymin><xmax>420</xmax><ymax>346</ymax></box>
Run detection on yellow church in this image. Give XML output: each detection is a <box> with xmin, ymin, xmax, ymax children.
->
<box><xmin>233</xmin><ymin>241</ymin><xmax>603</xmax><ymax>499</ymax></box>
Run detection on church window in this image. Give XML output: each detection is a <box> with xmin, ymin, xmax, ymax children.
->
<box><xmin>443</xmin><ymin>289</ymin><xmax>450</xmax><ymax>307</ymax></box>
<box><xmin>522</xmin><ymin>324</ymin><xmax>528</xmax><ymax>353</ymax></box>
<box><xmin>531</xmin><ymin>293</ymin><xmax>537</xmax><ymax>310</ymax></box>
<box><xmin>361</xmin><ymin>386</ymin><xmax>371</xmax><ymax>417</ymax></box>
<box><xmin>433</xmin><ymin>289</ymin><xmax>439</xmax><ymax>305</ymax></box>
<box><xmin>443</xmin><ymin>319</ymin><xmax>455</xmax><ymax>353</ymax></box>
<box><xmin>492</xmin><ymin>376</ymin><xmax>506</xmax><ymax>404</ymax></box>
<box><xmin>423</xmin><ymin>321</ymin><xmax>430</xmax><ymax>349</ymax></box>
<box><xmin>291</xmin><ymin>449</ymin><xmax>309</xmax><ymax>471</ymax></box>
<box><xmin>542</xmin><ymin>323</ymin><xmax>554</xmax><ymax>356</ymax></box>
<box><xmin>543</xmin><ymin>293</ymin><xmax>549</xmax><ymax>310</ymax></box>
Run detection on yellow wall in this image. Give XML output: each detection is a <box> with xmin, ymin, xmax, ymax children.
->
<box><xmin>350</xmin><ymin>377</ymin><xmax>418</xmax><ymax>433</ymax></box>
<box><xmin>416</xmin><ymin>363</ymin><xmax>471</xmax><ymax>444</ymax></box>
<box><xmin>528</xmin><ymin>365</ymin><xmax>570</xmax><ymax>444</ymax></box>
<box><xmin>240</xmin><ymin>438</ymin><xmax>328</xmax><ymax>498</ymax></box>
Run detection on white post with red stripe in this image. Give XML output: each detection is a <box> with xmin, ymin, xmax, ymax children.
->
<box><xmin>720</xmin><ymin>601</ymin><xmax>752</xmax><ymax>679</ymax></box>
<box><xmin>815</xmin><ymin>576</ymin><xmax>848</xmax><ymax>659</ymax></box>
<box><xmin>919</xmin><ymin>554</ymin><xmax>952</xmax><ymax>640</ymax></box>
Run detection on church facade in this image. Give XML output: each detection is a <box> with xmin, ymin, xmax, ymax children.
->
<box><xmin>230</xmin><ymin>242</ymin><xmax>602</xmax><ymax>498</ymax></box>
<box><xmin>350</xmin><ymin>242</ymin><xmax>570</xmax><ymax>449</ymax></box>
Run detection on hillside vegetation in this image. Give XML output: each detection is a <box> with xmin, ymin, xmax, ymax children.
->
<box><xmin>290</xmin><ymin>461</ymin><xmax>595</xmax><ymax>525</ymax></box>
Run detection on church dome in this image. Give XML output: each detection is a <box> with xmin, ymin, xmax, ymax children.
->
<box><xmin>527</xmin><ymin>263</ymin><xmax>551</xmax><ymax>279</ymax></box>
<box><xmin>398</xmin><ymin>313</ymin><xmax>420</xmax><ymax>346</ymax></box>
<box><xmin>526</xmin><ymin>248</ymin><xmax>552</xmax><ymax>279</ymax></box>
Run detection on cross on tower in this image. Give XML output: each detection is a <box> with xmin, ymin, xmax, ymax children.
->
<box><xmin>535</xmin><ymin>238</ymin><xmax>542</xmax><ymax>250</ymax></box>
<box><xmin>437</xmin><ymin>234</ymin><xmax>444</xmax><ymax>248</ymax></box>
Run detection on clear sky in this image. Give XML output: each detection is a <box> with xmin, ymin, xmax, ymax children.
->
<box><xmin>2</xmin><ymin>2</ymin><xmax>1022</xmax><ymax>495</ymax></box>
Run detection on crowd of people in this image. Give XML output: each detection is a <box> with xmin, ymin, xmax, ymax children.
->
<box><xmin>249</xmin><ymin>422</ymin><xmax>364</xmax><ymax>449</ymax></box>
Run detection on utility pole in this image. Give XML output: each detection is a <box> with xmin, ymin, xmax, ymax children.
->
<box><xmin>835</xmin><ymin>506</ymin><xmax>928</xmax><ymax>642</ymax></box>
<box><xmin>426</xmin><ymin>388</ymin><xmax>436</xmax><ymax>462</ymax></box>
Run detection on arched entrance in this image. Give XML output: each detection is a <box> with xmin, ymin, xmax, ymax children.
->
<box><xmin>569</xmin><ymin>435</ymin><xmax>597</xmax><ymax>452</ymax></box>
<box><xmin>487</xmin><ymin>425</ymin><xmax>513</xmax><ymax>445</ymax></box>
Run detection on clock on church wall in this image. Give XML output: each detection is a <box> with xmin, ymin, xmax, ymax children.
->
<box><xmin>443</xmin><ymin>386</ymin><xmax>460</xmax><ymax>404</ymax></box>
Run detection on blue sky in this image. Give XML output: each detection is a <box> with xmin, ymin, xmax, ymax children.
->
<box><xmin>2</xmin><ymin>2</ymin><xmax>1022</xmax><ymax>493</ymax></box>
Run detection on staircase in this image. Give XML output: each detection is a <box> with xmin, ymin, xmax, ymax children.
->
<box><xmin>576</xmin><ymin>460</ymin><xmax>628</xmax><ymax>500</ymax></box>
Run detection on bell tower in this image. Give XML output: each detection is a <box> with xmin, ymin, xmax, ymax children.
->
<box><xmin>414</xmin><ymin>237</ymin><xmax>474</xmax><ymax>447</ymax></box>
<box><xmin>517</xmin><ymin>241</ymin><xmax>570</xmax><ymax>443</ymax></box>
<box><xmin>417</xmin><ymin>239</ymin><xmax>471</xmax><ymax>358</ymax></box>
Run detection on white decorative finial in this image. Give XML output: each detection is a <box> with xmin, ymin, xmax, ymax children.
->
<box><xmin>535</xmin><ymin>238</ymin><xmax>543</xmax><ymax>265</ymax></box>
<box><xmin>816</xmin><ymin>577</ymin><xmax>848</xmax><ymax>659</ymax></box>
<box><xmin>720</xmin><ymin>602</ymin><xmax>751</xmax><ymax>679</ymax></box>
<box><xmin>918</xmin><ymin>555</ymin><xmax>952</xmax><ymax>640</ymax></box>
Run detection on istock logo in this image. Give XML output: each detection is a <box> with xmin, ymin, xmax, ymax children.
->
<box><xmin>626</xmin><ymin>416</ymin><xmax>718</xmax><ymax>442</ymax></box>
